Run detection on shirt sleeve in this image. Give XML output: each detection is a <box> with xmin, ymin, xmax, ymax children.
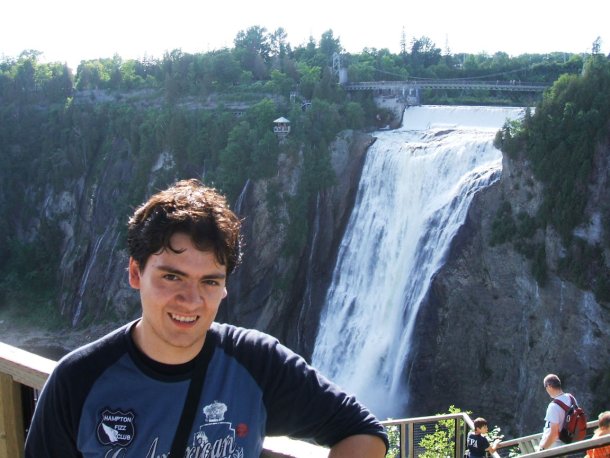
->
<box><xmin>481</xmin><ymin>435</ymin><xmax>491</xmax><ymax>450</ymax></box>
<box><xmin>24</xmin><ymin>325</ymin><xmax>128</xmax><ymax>457</ymax></box>
<box><xmin>24</xmin><ymin>365</ymin><xmax>82</xmax><ymax>458</ymax></box>
<box><xmin>224</xmin><ymin>326</ymin><xmax>389</xmax><ymax>451</ymax></box>
<box><xmin>545</xmin><ymin>401</ymin><xmax>564</xmax><ymax>425</ymax></box>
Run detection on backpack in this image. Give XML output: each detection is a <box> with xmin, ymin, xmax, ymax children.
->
<box><xmin>553</xmin><ymin>394</ymin><xmax>587</xmax><ymax>443</ymax></box>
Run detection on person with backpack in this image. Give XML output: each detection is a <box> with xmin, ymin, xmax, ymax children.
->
<box><xmin>538</xmin><ymin>373</ymin><xmax>583</xmax><ymax>451</ymax></box>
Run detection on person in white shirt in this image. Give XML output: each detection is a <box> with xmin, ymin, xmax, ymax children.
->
<box><xmin>539</xmin><ymin>373</ymin><xmax>578</xmax><ymax>451</ymax></box>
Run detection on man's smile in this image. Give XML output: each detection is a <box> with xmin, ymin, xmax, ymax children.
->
<box><xmin>169</xmin><ymin>313</ymin><xmax>199</xmax><ymax>323</ymax></box>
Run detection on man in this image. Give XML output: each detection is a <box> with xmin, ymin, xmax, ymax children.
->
<box><xmin>25</xmin><ymin>179</ymin><xmax>388</xmax><ymax>457</ymax></box>
<box><xmin>538</xmin><ymin>373</ymin><xmax>578</xmax><ymax>451</ymax></box>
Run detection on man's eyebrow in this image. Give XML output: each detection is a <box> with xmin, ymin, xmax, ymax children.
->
<box><xmin>156</xmin><ymin>265</ymin><xmax>226</xmax><ymax>279</ymax></box>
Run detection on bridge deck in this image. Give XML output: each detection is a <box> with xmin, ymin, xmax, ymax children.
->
<box><xmin>344</xmin><ymin>79</ymin><xmax>548</xmax><ymax>92</ymax></box>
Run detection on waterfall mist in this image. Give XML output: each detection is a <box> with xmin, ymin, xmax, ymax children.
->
<box><xmin>311</xmin><ymin>105</ymin><xmax>524</xmax><ymax>419</ymax></box>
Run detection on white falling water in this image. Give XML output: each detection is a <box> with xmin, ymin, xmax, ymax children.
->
<box><xmin>73</xmin><ymin>226</ymin><xmax>110</xmax><ymax>326</ymax></box>
<box><xmin>311</xmin><ymin>105</ymin><xmax>524</xmax><ymax>419</ymax></box>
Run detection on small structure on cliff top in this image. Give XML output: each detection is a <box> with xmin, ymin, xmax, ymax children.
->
<box><xmin>273</xmin><ymin>117</ymin><xmax>291</xmax><ymax>140</ymax></box>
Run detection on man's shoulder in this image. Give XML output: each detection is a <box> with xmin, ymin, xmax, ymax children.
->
<box><xmin>210</xmin><ymin>322</ymin><xmax>281</xmax><ymax>350</ymax></box>
<box><xmin>552</xmin><ymin>393</ymin><xmax>576</xmax><ymax>408</ymax></box>
<box><xmin>209</xmin><ymin>322</ymin><xmax>304</xmax><ymax>375</ymax></box>
<box><xmin>54</xmin><ymin>321</ymin><xmax>132</xmax><ymax>374</ymax></box>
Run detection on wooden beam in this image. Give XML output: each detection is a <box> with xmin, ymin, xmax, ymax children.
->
<box><xmin>0</xmin><ymin>343</ymin><xmax>55</xmax><ymax>391</ymax></box>
<box><xmin>0</xmin><ymin>373</ymin><xmax>24</xmax><ymax>458</ymax></box>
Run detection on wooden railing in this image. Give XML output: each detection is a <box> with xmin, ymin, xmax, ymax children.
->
<box><xmin>494</xmin><ymin>421</ymin><xmax>610</xmax><ymax>457</ymax></box>
<box><xmin>0</xmin><ymin>342</ymin><xmax>55</xmax><ymax>458</ymax></box>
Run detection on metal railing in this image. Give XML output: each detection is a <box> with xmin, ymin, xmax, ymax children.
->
<box><xmin>382</xmin><ymin>413</ymin><xmax>492</xmax><ymax>458</ymax></box>
<box><xmin>344</xmin><ymin>79</ymin><xmax>549</xmax><ymax>93</ymax></box>
<box><xmin>382</xmin><ymin>414</ymin><xmax>610</xmax><ymax>458</ymax></box>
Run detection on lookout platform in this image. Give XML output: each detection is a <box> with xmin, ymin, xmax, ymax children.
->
<box><xmin>1</xmin><ymin>342</ymin><xmax>609</xmax><ymax>457</ymax></box>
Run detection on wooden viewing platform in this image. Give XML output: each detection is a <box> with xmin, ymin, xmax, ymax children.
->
<box><xmin>2</xmin><ymin>341</ymin><xmax>610</xmax><ymax>457</ymax></box>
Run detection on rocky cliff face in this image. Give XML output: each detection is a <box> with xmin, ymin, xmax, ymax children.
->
<box><xmin>11</xmin><ymin>126</ymin><xmax>373</xmax><ymax>359</ymax></box>
<box><xmin>218</xmin><ymin>130</ymin><xmax>374</xmax><ymax>357</ymax></box>
<box><xmin>408</xmin><ymin>140</ymin><xmax>610</xmax><ymax>436</ymax></box>
<box><xmin>34</xmin><ymin>141</ymin><xmax>182</xmax><ymax>329</ymax></box>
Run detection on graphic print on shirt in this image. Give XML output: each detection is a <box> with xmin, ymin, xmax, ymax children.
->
<box><xmin>143</xmin><ymin>400</ymin><xmax>246</xmax><ymax>458</ymax></box>
<box><xmin>96</xmin><ymin>409</ymin><xmax>135</xmax><ymax>447</ymax></box>
<box><xmin>190</xmin><ymin>400</ymin><xmax>245</xmax><ymax>458</ymax></box>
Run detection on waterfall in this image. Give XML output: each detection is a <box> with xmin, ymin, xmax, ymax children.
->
<box><xmin>234</xmin><ymin>179</ymin><xmax>251</xmax><ymax>216</ymax></box>
<box><xmin>73</xmin><ymin>226</ymin><xmax>110</xmax><ymax>326</ymax></box>
<box><xmin>297</xmin><ymin>192</ymin><xmax>322</xmax><ymax>349</ymax></box>
<box><xmin>311</xmin><ymin>105</ymin><xmax>524</xmax><ymax>419</ymax></box>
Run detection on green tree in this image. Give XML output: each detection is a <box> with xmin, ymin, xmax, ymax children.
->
<box><xmin>269</xmin><ymin>27</ymin><xmax>289</xmax><ymax>60</ymax></box>
<box><xmin>210</xmin><ymin>49</ymin><xmax>241</xmax><ymax>87</ymax></box>
<box><xmin>418</xmin><ymin>406</ymin><xmax>469</xmax><ymax>458</ymax></box>
<box><xmin>75</xmin><ymin>59</ymin><xmax>111</xmax><ymax>90</ymax></box>
<box><xmin>343</xmin><ymin>101</ymin><xmax>365</xmax><ymax>129</ymax></box>
<box><xmin>266</xmin><ymin>69</ymin><xmax>294</xmax><ymax>96</ymax></box>
<box><xmin>233</xmin><ymin>25</ymin><xmax>271</xmax><ymax>80</ymax></box>
<box><xmin>297</xmin><ymin>63</ymin><xmax>321</xmax><ymax>100</ymax></box>
<box><xmin>318</xmin><ymin>29</ymin><xmax>342</xmax><ymax>63</ymax></box>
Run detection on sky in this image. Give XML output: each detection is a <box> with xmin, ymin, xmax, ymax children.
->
<box><xmin>2</xmin><ymin>0</ymin><xmax>607</xmax><ymax>71</ymax></box>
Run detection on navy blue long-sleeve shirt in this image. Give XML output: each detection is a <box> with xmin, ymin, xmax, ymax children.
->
<box><xmin>25</xmin><ymin>320</ymin><xmax>388</xmax><ymax>457</ymax></box>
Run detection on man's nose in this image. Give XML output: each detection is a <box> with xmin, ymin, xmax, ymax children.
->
<box><xmin>177</xmin><ymin>282</ymin><xmax>204</xmax><ymax>305</ymax></box>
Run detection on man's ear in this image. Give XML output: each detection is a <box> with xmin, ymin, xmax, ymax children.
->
<box><xmin>128</xmin><ymin>258</ymin><xmax>141</xmax><ymax>289</ymax></box>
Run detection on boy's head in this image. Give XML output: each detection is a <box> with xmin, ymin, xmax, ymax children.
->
<box><xmin>599</xmin><ymin>411</ymin><xmax>610</xmax><ymax>430</ymax></box>
<box><xmin>473</xmin><ymin>417</ymin><xmax>488</xmax><ymax>432</ymax></box>
<box><xmin>127</xmin><ymin>179</ymin><xmax>242</xmax><ymax>273</ymax></box>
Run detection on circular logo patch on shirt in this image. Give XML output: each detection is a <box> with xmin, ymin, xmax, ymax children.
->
<box><xmin>97</xmin><ymin>408</ymin><xmax>136</xmax><ymax>447</ymax></box>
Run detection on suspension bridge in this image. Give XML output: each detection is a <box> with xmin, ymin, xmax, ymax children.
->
<box><xmin>341</xmin><ymin>79</ymin><xmax>549</xmax><ymax>105</ymax></box>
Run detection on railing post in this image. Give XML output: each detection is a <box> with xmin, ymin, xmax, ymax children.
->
<box><xmin>454</xmin><ymin>417</ymin><xmax>461</xmax><ymax>458</ymax></box>
<box><xmin>0</xmin><ymin>372</ymin><xmax>24</xmax><ymax>458</ymax></box>
<box><xmin>398</xmin><ymin>422</ymin><xmax>406</xmax><ymax>458</ymax></box>
<box><xmin>407</xmin><ymin>422</ymin><xmax>414</xmax><ymax>458</ymax></box>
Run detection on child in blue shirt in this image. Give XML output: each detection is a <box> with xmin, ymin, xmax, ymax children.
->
<box><xmin>466</xmin><ymin>417</ymin><xmax>500</xmax><ymax>457</ymax></box>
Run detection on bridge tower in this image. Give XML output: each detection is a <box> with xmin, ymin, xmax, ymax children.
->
<box><xmin>404</xmin><ymin>85</ymin><xmax>420</xmax><ymax>105</ymax></box>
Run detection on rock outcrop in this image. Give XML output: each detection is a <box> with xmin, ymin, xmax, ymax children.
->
<box><xmin>408</xmin><ymin>144</ymin><xmax>610</xmax><ymax>436</ymax></box>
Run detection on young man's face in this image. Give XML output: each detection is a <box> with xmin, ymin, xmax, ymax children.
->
<box><xmin>128</xmin><ymin>232</ymin><xmax>228</xmax><ymax>364</ymax></box>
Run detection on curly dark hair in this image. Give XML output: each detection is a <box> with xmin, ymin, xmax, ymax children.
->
<box><xmin>127</xmin><ymin>179</ymin><xmax>242</xmax><ymax>274</ymax></box>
